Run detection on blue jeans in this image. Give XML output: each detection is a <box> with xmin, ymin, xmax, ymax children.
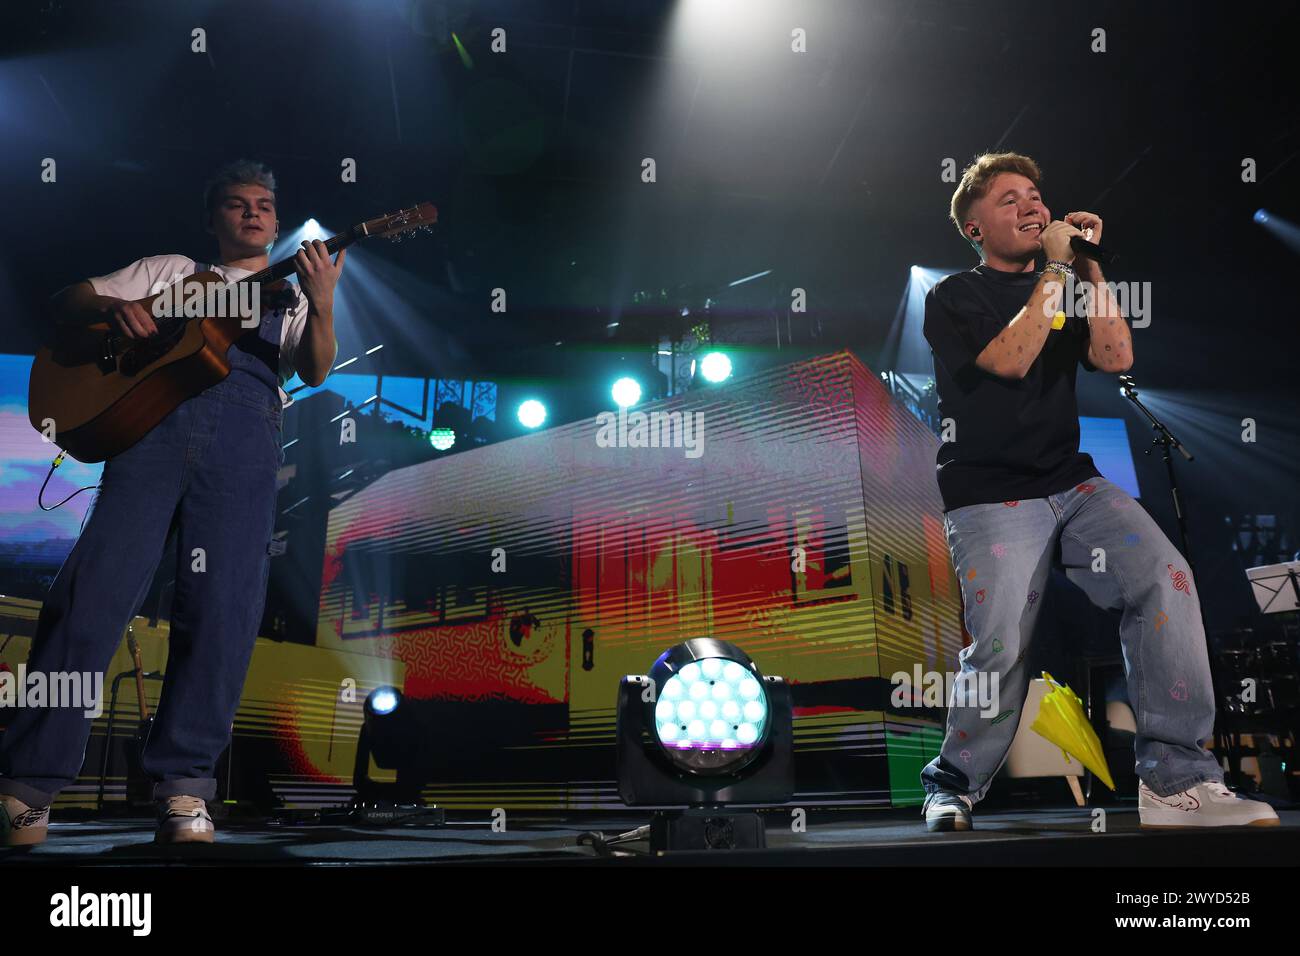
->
<box><xmin>920</xmin><ymin>475</ymin><xmax>1224</xmax><ymax>801</ymax></box>
<box><xmin>0</xmin><ymin>374</ymin><xmax>283</xmax><ymax>806</ymax></box>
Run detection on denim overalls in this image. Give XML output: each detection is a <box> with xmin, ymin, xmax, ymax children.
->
<box><xmin>0</xmin><ymin>268</ymin><xmax>288</xmax><ymax>806</ymax></box>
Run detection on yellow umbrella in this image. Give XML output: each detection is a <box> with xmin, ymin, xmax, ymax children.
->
<box><xmin>1030</xmin><ymin>671</ymin><xmax>1116</xmax><ymax>791</ymax></box>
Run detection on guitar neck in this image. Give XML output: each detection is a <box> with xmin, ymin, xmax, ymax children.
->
<box><xmin>242</xmin><ymin>227</ymin><xmax>362</xmax><ymax>287</ymax></box>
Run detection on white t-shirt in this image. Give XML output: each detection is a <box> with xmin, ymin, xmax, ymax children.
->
<box><xmin>87</xmin><ymin>254</ymin><xmax>315</xmax><ymax>406</ymax></box>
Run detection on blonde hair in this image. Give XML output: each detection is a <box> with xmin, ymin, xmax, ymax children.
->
<box><xmin>949</xmin><ymin>152</ymin><xmax>1043</xmax><ymax>254</ymax></box>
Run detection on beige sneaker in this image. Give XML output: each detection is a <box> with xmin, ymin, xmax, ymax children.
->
<box><xmin>155</xmin><ymin>795</ymin><xmax>216</xmax><ymax>844</ymax></box>
<box><xmin>0</xmin><ymin>794</ymin><xmax>50</xmax><ymax>846</ymax></box>
<box><xmin>1138</xmin><ymin>780</ymin><xmax>1280</xmax><ymax>829</ymax></box>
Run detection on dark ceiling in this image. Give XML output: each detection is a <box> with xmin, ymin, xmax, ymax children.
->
<box><xmin>3</xmin><ymin>0</ymin><xmax>1297</xmax><ymax>395</ymax></box>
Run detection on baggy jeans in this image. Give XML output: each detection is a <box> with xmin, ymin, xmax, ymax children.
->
<box><xmin>920</xmin><ymin>475</ymin><xmax>1224</xmax><ymax>802</ymax></box>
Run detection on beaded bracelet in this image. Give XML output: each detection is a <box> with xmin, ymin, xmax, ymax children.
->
<box><xmin>1042</xmin><ymin>260</ymin><xmax>1074</xmax><ymax>281</ymax></box>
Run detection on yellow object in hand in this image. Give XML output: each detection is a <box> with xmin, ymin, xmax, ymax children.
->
<box><xmin>1051</xmin><ymin>311</ymin><xmax>1067</xmax><ymax>330</ymax></box>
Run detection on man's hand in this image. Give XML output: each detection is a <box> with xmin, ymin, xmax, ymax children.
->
<box><xmin>292</xmin><ymin>240</ymin><xmax>345</xmax><ymax>387</ymax></box>
<box><xmin>102</xmin><ymin>296</ymin><xmax>158</xmax><ymax>339</ymax></box>
<box><xmin>1040</xmin><ymin>220</ymin><xmax>1085</xmax><ymax>264</ymax></box>
<box><xmin>1063</xmin><ymin>211</ymin><xmax>1103</xmax><ymax>247</ymax></box>
<box><xmin>1064</xmin><ymin>211</ymin><xmax>1104</xmax><ymax>279</ymax></box>
<box><xmin>294</xmin><ymin>239</ymin><xmax>346</xmax><ymax>308</ymax></box>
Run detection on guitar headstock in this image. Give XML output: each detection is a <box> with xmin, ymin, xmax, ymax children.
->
<box><xmin>360</xmin><ymin>202</ymin><xmax>438</xmax><ymax>243</ymax></box>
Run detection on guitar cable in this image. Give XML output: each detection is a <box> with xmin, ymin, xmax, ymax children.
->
<box><xmin>37</xmin><ymin>449</ymin><xmax>101</xmax><ymax>511</ymax></box>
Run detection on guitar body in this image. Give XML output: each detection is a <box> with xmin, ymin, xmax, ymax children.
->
<box><xmin>29</xmin><ymin>273</ymin><xmax>253</xmax><ymax>463</ymax></box>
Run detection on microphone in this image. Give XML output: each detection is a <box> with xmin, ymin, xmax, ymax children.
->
<box><xmin>1070</xmin><ymin>235</ymin><xmax>1118</xmax><ymax>266</ymax></box>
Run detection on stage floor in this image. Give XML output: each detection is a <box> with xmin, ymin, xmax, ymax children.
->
<box><xmin>3</xmin><ymin>804</ymin><xmax>1297</xmax><ymax>866</ymax></box>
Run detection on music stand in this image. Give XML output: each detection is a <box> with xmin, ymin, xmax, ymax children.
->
<box><xmin>1244</xmin><ymin>561</ymin><xmax>1300</xmax><ymax>798</ymax></box>
<box><xmin>1247</xmin><ymin>561</ymin><xmax>1300</xmax><ymax>617</ymax></box>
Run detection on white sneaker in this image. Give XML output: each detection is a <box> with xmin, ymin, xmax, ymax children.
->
<box><xmin>1138</xmin><ymin>780</ymin><xmax>1280</xmax><ymax>829</ymax></box>
<box><xmin>0</xmin><ymin>794</ymin><xmax>50</xmax><ymax>846</ymax></box>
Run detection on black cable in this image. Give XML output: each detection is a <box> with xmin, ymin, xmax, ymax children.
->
<box><xmin>36</xmin><ymin>450</ymin><xmax>99</xmax><ymax>511</ymax></box>
<box><xmin>576</xmin><ymin>825</ymin><xmax>652</xmax><ymax>857</ymax></box>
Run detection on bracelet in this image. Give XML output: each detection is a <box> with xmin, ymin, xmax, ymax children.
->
<box><xmin>1042</xmin><ymin>260</ymin><xmax>1073</xmax><ymax>281</ymax></box>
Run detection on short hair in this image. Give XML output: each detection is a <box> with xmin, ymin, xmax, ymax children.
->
<box><xmin>202</xmin><ymin>159</ymin><xmax>277</xmax><ymax>226</ymax></box>
<box><xmin>948</xmin><ymin>152</ymin><xmax>1043</xmax><ymax>255</ymax></box>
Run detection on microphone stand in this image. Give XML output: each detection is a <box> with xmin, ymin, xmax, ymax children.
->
<box><xmin>1118</xmin><ymin>375</ymin><xmax>1241</xmax><ymax>788</ymax></box>
<box><xmin>1119</xmin><ymin>375</ymin><xmax>1194</xmax><ymax>561</ymax></box>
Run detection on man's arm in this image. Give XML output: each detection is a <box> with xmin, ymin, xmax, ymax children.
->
<box><xmin>974</xmin><ymin>271</ymin><xmax>1066</xmax><ymax>381</ymax></box>
<box><xmin>50</xmin><ymin>281</ymin><xmax>103</xmax><ymax>321</ymax></box>
<box><xmin>294</xmin><ymin>299</ymin><xmax>338</xmax><ymax>388</ymax></box>
<box><xmin>292</xmin><ymin>239</ymin><xmax>346</xmax><ymax>388</ymax></box>
<box><xmin>50</xmin><ymin>281</ymin><xmax>159</xmax><ymax>337</ymax></box>
<box><xmin>1076</xmin><ymin>261</ymin><xmax>1133</xmax><ymax>373</ymax></box>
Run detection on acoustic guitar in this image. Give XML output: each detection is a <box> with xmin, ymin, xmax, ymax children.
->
<box><xmin>28</xmin><ymin>202</ymin><xmax>438</xmax><ymax>463</ymax></box>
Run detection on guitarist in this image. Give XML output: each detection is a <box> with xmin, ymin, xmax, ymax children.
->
<box><xmin>0</xmin><ymin>159</ymin><xmax>345</xmax><ymax>846</ymax></box>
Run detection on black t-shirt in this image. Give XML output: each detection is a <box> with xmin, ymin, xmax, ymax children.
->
<box><xmin>922</xmin><ymin>262</ymin><xmax>1101</xmax><ymax>512</ymax></box>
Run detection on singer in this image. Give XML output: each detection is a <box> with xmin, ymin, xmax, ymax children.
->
<box><xmin>917</xmin><ymin>152</ymin><xmax>1278</xmax><ymax>831</ymax></box>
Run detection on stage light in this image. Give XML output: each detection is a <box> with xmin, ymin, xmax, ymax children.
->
<box><xmin>366</xmin><ymin>686</ymin><xmax>401</xmax><ymax>717</ymax></box>
<box><xmin>1252</xmin><ymin>208</ymin><xmax>1300</xmax><ymax>253</ymax></box>
<box><xmin>653</xmin><ymin>654</ymin><xmax>769</xmax><ymax>771</ymax></box>
<box><xmin>616</xmin><ymin>638</ymin><xmax>794</xmax><ymax>851</ymax></box>
<box><xmin>429</xmin><ymin>427</ymin><xmax>456</xmax><ymax>451</ymax></box>
<box><xmin>884</xmin><ymin>264</ymin><xmax>952</xmax><ymax>377</ymax></box>
<box><xmin>353</xmin><ymin>685</ymin><xmax>445</xmax><ymax>812</ymax></box>
<box><xmin>611</xmin><ymin>377</ymin><xmax>642</xmax><ymax>408</ymax></box>
<box><xmin>303</xmin><ymin>218</ymin><xmax>327</xmax><ymax>240</ymax></box>
<box><xmin>517</xmin><ymin>399</ymin><xmax>547</xmax><ymax>429</ymax></box>
<box><xmin>698</xmin><ymin>351</ymin><xmax>732</xmax><ymax>384</ymax></box>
